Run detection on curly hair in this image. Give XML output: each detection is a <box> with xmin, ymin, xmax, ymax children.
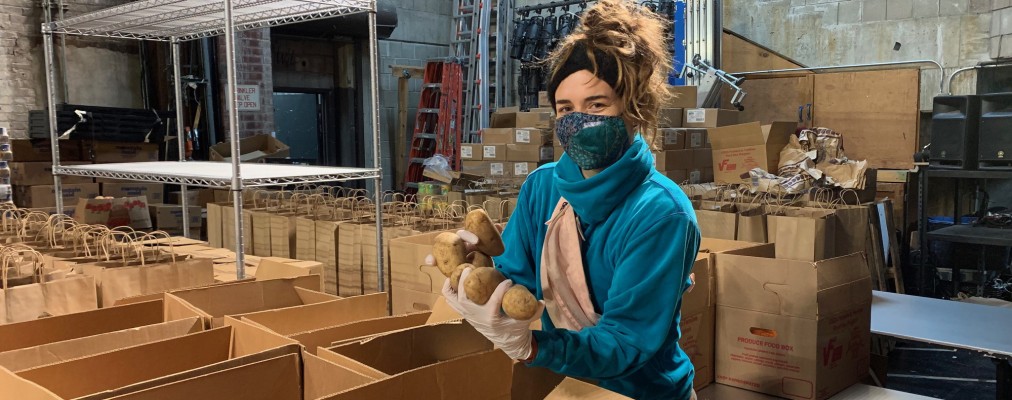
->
<box><xmin>547</xmin><ymin>0</ymin><xmax>673</xmax><ymax>140</ymax></box>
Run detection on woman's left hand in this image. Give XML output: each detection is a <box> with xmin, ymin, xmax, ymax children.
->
<box><xmin>441</xmin><ymin>266</ymin><xmax>544</xmax><ymax>360</ymax></box>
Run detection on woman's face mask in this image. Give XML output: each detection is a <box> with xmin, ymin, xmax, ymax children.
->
<box><xmin>555</xmin><ymin>112</ymin><xmax>631</xmax><ymax>170</ymax></box>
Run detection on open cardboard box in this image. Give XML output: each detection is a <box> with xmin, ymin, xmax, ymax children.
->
<box><xmin>236</xmin><ymin>293</ymin><xmax>388</xmax><ymax>336</ymax></box>
<box><xmin>713</xmin><ymin>248</ymin><xmax>872</xmax><ymax>400</ymax></box>
<box><xmin>0</xmin><ymin>318</ymin><xmax>300</xmax><ymax>400</ymax></box>
<box><xmin>389</xmin><ymin>230</ymin><xmax>457</xmax><ymax>314</ymax></box>
<box><xmin>209</xmin><ymin>134</ymin><xmax>290</xmax><ymax>163</ymax></box>
<box><xmin>708</xmin><ymin>121</ymin><xmax>796</xmax><ymax>184</ymax></box>
<box><xmin>0</xmin><ymin>317</ymin><xmax>202</xmax><ymax>373</ymax></box>
<box><xmin>255</xmin><ymin>257</ymin><xmax>325</xmax><ymax>289</ymax></box>
<box><xmin>544</xmin><ymin>378</ymin><xmax>631</xmax><ymax>399</ymax></box>
<box><xmin>0</xmin><ymin>300</ymin><xmax>171</xmax><ymax>355</ymax></box>
<box><xmin>163</xmin><ymin>275</ymin><xmax>336</xmax><ymax>327</ymax></box>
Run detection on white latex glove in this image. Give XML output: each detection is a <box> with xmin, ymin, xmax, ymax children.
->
<box><xmin>441</xmin><ymin>266</ymin><xmax>544</xmax><ymax>360</ymax></box>
<box><xmin>423</xmin><ymin>229</ymin><xmax>479</xmax><ymax>266</ymax></box>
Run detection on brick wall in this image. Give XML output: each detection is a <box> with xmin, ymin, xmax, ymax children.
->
<box><xmin>217</xmin><ymin>28</ymin><xmax>275</xmax><ymax>139</ymax></box>
<box><xmin>0</xmin><ymin>0</ymin><xmax>140</xmax><ymax>139</ymax></box>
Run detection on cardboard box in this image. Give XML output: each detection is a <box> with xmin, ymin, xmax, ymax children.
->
<box><xmin>9</xmin><ymin>162</ymin><xmax>92</xmax><ymax>185</ymax></box>
<box><xmin>658</xmin><ymin>108</ymin><xmax>684</xmax><ymax>128</ymax></box>
<box><xmin>680</xmin><ymin>239</ymin><xmax>769</xmax><ymax>390</ymax></box>
<box><xmin>462</xmin><ymin>161</ymin><xmax>505</xmax><ymax>177</ymax></box>
<box><xmin>683</xmin><ymin>108</ymin><xmax>741</xmax><ymax>128</ymax></box>
<box><xmin>554</xmin><ymin>145</ymin><xmax>564</xmax><ymax>162</ymax></box>
<box><xmin>686</xmin><ymin>129</ymin><xmax>709</xmax><ymax>149</ymax></box>
<box><xmin>15</xmin><ymin>183</ymin><xmax>100</xmax><ymax>209</ymax></box>
<box><xmin>168</xmin><ymin>189</ymin><xmax>214</xmax><ymax>208</ymax></box>
<box><xmin>243</xmin><ymin>308</ymin><xmax>429</xmax><ymax>356</ymax></box>
<box><xmin>0</xmin><ymin>318</ymin><xmax>300</xmax><ymax>400</ymax></box>
<box><xmin>0</xmin><ymin>300</ymin><xmax>169</xmax><ymax>355</ymax></box>
<box><xmin>491</xmin><ymin>111</ymin><xmax>553</xmax><ymax>129</ymax></box>
<box><xmin>389</xmin><ymin>231</ymin><xmax>455</xmax><ymax>314</ymax></box>
<box><xmin>538</xmin><ymin>91</ymin><xmax>551</xmax><ymax>107</ymax></box>
<box><xmin>544</xmin><ymin>378</ymin><xmax>631</xmax><ymax>399</ymax></box>
<box><xmin>512</xmin><ymin>162</ymin><xmax>537</xmax><ymax>177</ymax></box>
<box><xmin>12</xmin><ymin>139</ymin><xmax>83</xmax><ymax>162</ymax></box>
<box><xmin>482</xmin><ymin>144</ymin><xmax>507</xmax><ymax>161</ymax></box>
<box><xmin>653</xmin><ymin>149</ymin><xmax>694</xmax><ymax>171</ymax></box>
<box><xmin>149</xmin><ymin>203</ymin><xmax>202</xmax><ymax>230</ymax></box>
<box><xmin>513</xmin><ymin>128</ymin><xmax>550</xmax><ymax>145</ymax></box>
<box><xmin>209</xmin><ymin>134</ymin><xmax>290</xmax><ymax>162</ymax></box>
<box><xmin>235</xmin><ymin>292</ymin><xmax>388</xmax><ymax>337</ymax></box>
<box><xmin>460</xmin><ymin>144</ymin><xmax>482</xmax><ymax>161</ymax></box>
<box><xmin>482</xmin><ymin>128</ymin><xmax>515</xmax><ymax>144</ymax></box>
<box><xmin>0</xmin><ymin>318</ymin><xmax>202</xmax><ymax>373</ymax></box>
<box><xmin>693</xmin><ymin>148</ymin><xmax>713</xmax><ymax>168</ymax></box>
<box><xmin>698</xmin><ymin>168</ymin><xmax>714</xmax><ymax>184</ymax></box>
<box><xmin>88</xmin><ymin>142</ymin><xmax>160</xmax><ymax>163</ymax></box>
<box><xmin>102</xmin><ymin>183</ymin><xmax>165</xmax><ymax>203</ymax></box>
<box><xmin>506</xmin><ymin>143</ymin><xmax>542</xmax><ymax>162</ymax></box>
<box><xmin>666</xmin><ymin>86</ymin><xmax>698</xmax><ymax>109</ymax></box>
<box><xmin>709</xmin><ymin>121</ymin><xmax>796</xmax><ymax>184</ymax></box>
<box><xmin>664</xmin><ymin>170</ymin><xmax>688</xmax><ymax>183</ymax></box>
<box><xmin>658</xmin><ymin>128</ymin><xmax>686</xmax><ymax>150</ymax></box>
<box><xmin>164</xmin><ymin>275</ymin><xmax>336</xmax><ymax>328</ymax></box>
<box><xmin>714</xmin><ymin>249</ymin><xmax>872</xmax><ymax>400</ymax></box>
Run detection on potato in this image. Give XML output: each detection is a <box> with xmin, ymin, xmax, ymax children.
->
<box><xmin>467</xmin><ymin>251</ymin><xmax>494</xmax><ymax>269</ymax></box>
<box><xmin>463</xmin><ymin>267</ymin><xmax>505</xmax><ymax>305</ymax></box>
<box><xmin>464</xmin><ymin>209</ymin><xmax>505</xmax><ymax>256</ymax></box>
<box><xmin>449</xmin><ymin>263</ymin><xmax>471</xmax><ymax>289</ymax></box>
<box><xmin>432</xmin><ymin>232</ymin><xmax>467</xmax><ymax>277</ymax></box>
<box><xmin>502</xmin><ymin>285</ymin><xmax>538</xmax><ymax>320</ymax></box>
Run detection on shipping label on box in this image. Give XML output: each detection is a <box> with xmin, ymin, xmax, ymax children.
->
<box><xmin>460</xmin><ymin>144</ymin><xmax>481</xmax><ymax>161</ymax></box>
<box><xmin>102</xmin><ymin>183</ymin><xmax>165</xmax><ymax>203</ymax></box>
<box><xmin>490</xmin><ymin>162</ymin><xmax>505</xmax><ymax>176</ymax></box>
<box><xmin>10</xmin><ymin>162</ymin><xmax>92</xmax><ymax>185</ymax></box>
<box><xmin>506</xmin><ymin>144</ymin><xmax>541</xmax><ymax>163</ymax></box>
<box><xmin>513</xmin><ymin>162</ymin><xmax>536</xmax><ymax>176</ymax></box>
<box><xmin>540</xmin><ymin>146</ymin><xmax>554</xmax><ymax>162</ymax></box>
<box><xmin>687</xmin><ymin>129</ymin><xmax>708</xmax><ymax>149</ymax></box>
<box><xmin>658</xmin><ymin>128</ymin><xmax>686</xmax><ymax>150</ymax></box>
<box><xmin>658</xmin><ymin>108</ymin><xmax>684</xmax><ymax>128</ymax></box>
<box><xmin>482</xmin><ymin>145</ymin><xmax>505</xmax><ymax>160</ymax></box>
<box><xmin>514</xmin><ymin>129</ymin><xmax>534</xmax><ymax>144</ymax></box>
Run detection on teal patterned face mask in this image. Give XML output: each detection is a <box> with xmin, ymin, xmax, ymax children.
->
<box><xmin>556</xmin><ymin>112</ymin><xmax>631</xmax><ymax>170</ymax></box>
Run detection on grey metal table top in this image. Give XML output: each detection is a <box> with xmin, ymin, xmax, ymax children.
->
<box><xmin>871</xmin><ymin>290</ymin><xmax>1012</xmax><ymax>359</ymax></box>
<box><xmin>697</xmin><ymin>383</ymin><xmax>937</xmax><ymax>399</ymax></box>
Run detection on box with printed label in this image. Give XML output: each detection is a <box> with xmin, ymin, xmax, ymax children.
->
<box><xmin>658</xmin><ymin>108</ymin><xmax>683</xmax><ymax>128</ymax></box>
<box><xmin>11</xmin><ymin>139</ymin><xmax>84</xmax><ymax>162</ymax></box>
<box><xmin>149</xmin><ymin>203</ymin><xmax>203</xmax><ymax>230</ymax></box>
<box><xmin>693</xmin><ymin>148</ymin><xmax>713</xmax><ymax>169</ymax></box>
<box><xmin>513</xmin><ymin>128</ymin><xmax>550</xmax><ymax>145</ymax></box>
<box><xmin>683</xmin><ymin>109</ymin><xmax>740</xmax><ymax>129</ymax></box>
<box><xmin>490</xmin><ymin>111</ymin><xmax>553</xmax><ymax>129</ymax></box>
<box><xmin>482</xmin><ymin>144</ymin><xmax>506</xmax><ymax>161</ymax></box>
<box><xmin>461</xmin><ymin>161</ymin><xmax>489</xmax><ymax>176</ymax></box>
<box><xmin>652</xmin><ymin>149</ymin><xmax>694</xmax><ymax>172</ymax></box>
<box><xmin>459</xmin><ymin>144</ymin><xmax>483</xmax><ymax>161</ymax></box>
<box><xmin>102</xmin><ymin>183</ymin><xmax>165</xmax><ymax>203</ymax></box>
<box><xmin>506</xmin><ymin>144</ymin><xmax>541</xmax><ymax>162</ymax></box>
<box><xmin>686</xmin><ymin>129</ymin><xmax>709</xmax><ymax>149</ymax></box>
<box><xmin>666</xmin><ymin>86</ymin><xmax>698</xmax><ymax>109</ymax></box>
<box><xmin>709</xmin><ymin>121</ymin><xmax>796</xmax><ymax>184</ymax></box>
<box><xmin>540</xmin><ymin>146</ymin><xmax>554</xmax><ymax>162</ymax></box>
<box><xmin>657</xmin><ymin>128</ymin><xmax>686</xmax><ymax>150</ymax></box>
<box><xmin>14</xmin><ymin>183</ymin><xmax>101</xmax><ymax>209</ymax></box>
<box><xmin>664</xmin><ymin>170</ymin><xmax>688</xmax><ymax>183</ymax></box>
<box><xmin>512</xmin><ymin>162</ymin><xmax>537</xmax><ymax>177</ymax></box>
<box><xmin>481</xmin><ymin>128</ymin><xmax>514</xmax><ymax>144</ymax></box>
<box><xmin>489</xmin><ymin>162</ymin><xmax>506</xmax><ymax>176</ymax></box>
<box><xmin>9</xmin><ymin>162</ymin><xmax>92</xmax><ymax>185</ymax></box>
<box><xmin>714</xmin><ymin>248</ymin><xmax>871</xmax><ymax>400</ymax></box>
<box><xmin>87</xmin><ymin>142</ymin><xmax>160</xmax><ymax>163</ymax></box>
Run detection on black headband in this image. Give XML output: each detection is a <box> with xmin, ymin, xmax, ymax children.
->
<box><xmin>547</xmin><ymin>42</ymin><xmax>620</xmax><ymax>106</ymax></box>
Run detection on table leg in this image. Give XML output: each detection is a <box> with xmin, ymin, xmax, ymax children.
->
<box><xmin>979</xmin><ymin>246</ymin><xmax>987</xmax><ymax>297</ymax></box>
<box><xmin>995</xmin><ymin>358</ymin><xmax>1011</xmax><ymax>400</ymax></box>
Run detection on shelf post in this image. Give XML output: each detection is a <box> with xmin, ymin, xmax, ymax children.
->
<box><xmin>44</xmin><ymin>28</ymin><xmax>66</xmax><ymax>212</ymax></box>
<box><xmin>171</xmin><ymin>38</ymin><xmax>190</xmax><ymax>238</ymax></box>
<box><xmin>222</xmin><ymin>0</ymin><xmax>245</xmax><ymax>279</ymax></box>
<box><xmin>368</xmin><ymin>3</ymin><xmax>386</xmax><ymax>301</ymax></box>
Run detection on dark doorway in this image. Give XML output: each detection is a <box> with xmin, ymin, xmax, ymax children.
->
<box><xmin>273</xmin><ymin>90</ymin><xmax>338</xmax><ymax>165</ymax></box>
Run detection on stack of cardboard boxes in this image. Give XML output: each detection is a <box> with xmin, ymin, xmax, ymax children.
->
<box><xmin>462</xmin><ymin>107</ymin><xmax>555</xmax><ymax>181</ymax></box>
<box><xmin>651</xmin><ymin>86</ymin><xmax>741</xmax><ymax>184</ymax></box>
<box><xmin>10</xmin><ymin>139</ymin><xmax>98</xmax><ymax>215</ymax></box>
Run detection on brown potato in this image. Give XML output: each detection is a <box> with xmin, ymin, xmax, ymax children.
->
<box><xmin>449</xmin><ymin>263</ymin><xmax>471</xmax><ymax>289</ymax></box>
<box><xmin>502</xmin><ymin>285</ymin><xmax>538</xmax><ymax>320</ymax></box>
<box><xmin>432</xmin><ymin>232</ymin><xmax>467</xmax><ymax>277</ymax></box>
<box><xmin>463</xmin><ymin>267</ymin><xmax>505</xmax><ymax>305</ymax></box>
<box><xmin>464</xmin><ymin>209</ymin><xmax>505</xmax><ymax>256</ymax></box>
<box><xmin>467</xmin><ymin>251</ymin><xmax>494</xmax><ymax>269</ymax></box>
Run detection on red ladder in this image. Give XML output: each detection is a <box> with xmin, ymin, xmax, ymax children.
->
<box><xmin>404</xmin><ymin>61</ymin><xmax>464</xmax><ymax>193</ymax></box>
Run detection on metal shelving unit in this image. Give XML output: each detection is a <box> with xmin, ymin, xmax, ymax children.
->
<box><xmin>42</xmin><ymin>0</ymin><xmax>386</xmax><ymax>285</ymax></box>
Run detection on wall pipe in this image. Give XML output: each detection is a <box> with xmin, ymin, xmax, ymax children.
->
<box><xmin>731</xmin><ymin>60</ymin><xmax>946</xmax><ymax>94</ymax></box>
<box><xmin>946</xmin><ymin>62</ymin><xmax>1012</xmax><ymax>95</ymax></box>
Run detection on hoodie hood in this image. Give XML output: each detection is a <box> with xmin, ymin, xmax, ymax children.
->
<box><xmin>553</xmin><ymin>135</ymin><xmax>652</xmax><ymax>225</ymax></box>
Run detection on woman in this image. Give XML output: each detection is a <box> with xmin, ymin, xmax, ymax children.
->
<box><xmin>440</xmin><ymin>1</ymin><xmax>700</xmax><ymax>398</ymax></box>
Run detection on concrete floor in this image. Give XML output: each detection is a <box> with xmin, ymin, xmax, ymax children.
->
<box><xmin>887</xmin><ymin>342</ymin><xmax>997</xmax><ymax>399</ymax></box>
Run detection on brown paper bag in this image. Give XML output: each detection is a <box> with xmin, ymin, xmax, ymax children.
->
<box><xmin>734</xmin><ymin>201</ymin><xmax>768</xmax><ymax>243</ymax></box>
<box><xmin>695</xmin><ymin>200</ymin><xmax>737</xmax><ymax>240</ymax></box>
<box><xmin>269</xmin><ymin>195</ymin><xmax>303</xmax><ymax>259</ymax></box>
<box><xmin>1</xmin><ymin>247</ymin><xmax>98</xmax><ymax>324</ymax></box>
<box><xmin>769</xmin><ymin>207</ymin><xmax>836</xmax><ymax>262</ymax></box>
<box><xmin>250</xmin><ymin>192</ymin><xmax>276</xmax><ymax>257</ymax></box>
<box><xmin>206</xmin><ymin>202</ymin><xmax>226</xmax><ymax>248</ymax></box>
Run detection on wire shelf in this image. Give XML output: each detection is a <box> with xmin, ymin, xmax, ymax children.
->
<box><xmin>45</xmin><ymin>0</ymin><xmax>373</xmax><ymax>41</ymax></box>
<box><xmin>54</xmin><ymin>161</ymin><xmax>380</xmax><ymax>188</ymax></box>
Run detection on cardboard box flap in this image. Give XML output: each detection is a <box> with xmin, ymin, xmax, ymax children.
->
<box><xmin>304</xmin><ymin>353</ymin><xmax>377</xmax><ymax>400</ymax></box>
<box><xmin>317</xmin><ymin>350</ymin><xmax>515</xmax><ymax>400</ymax></box>
<box><xmin>166</xmin><ymin>275</ymin><xmax>330</xmax><ymax>324</ymax></box>
<box><xmin>0</xmin><ymin>300</ymin><xmax>164</xmax><ymax>353</ymax></box>
<box><xmin>680</xmin><ymin>254</ymin><xmax>713</xmax><ymax>316</ymax></box>
<box><xmin>288</xmin><ymin>312</ymin><xmax>431</xmax><ymax>356</ymax></box>
<box><xmin>425</xmin><ymin>296</ymin><xmax>463</xmax><ymax>324</ymax></box>
<box><xmin>296</xmin><ymin>286</ymin><xmax>342</xmax><ymax>304</ymax></box>
<box><xmin>0</xmin><ymin>317</ymin><xmax>203</xmax><ymax>373</ymax></box>
<box><xmin>236</xmin><ymin>293</ymin><xmax>389</xmax><ymax>336</ymax></box>
<box><xmin>105</xmin><ymin>354</ymin><xmax>302</xmax><ymax>400</ymax></box>
<box><xmin>0</xmin><ymin>368</ymin><xmax>61</xmax><ymax>400</ymax></box>
<box><xmin>15</xmin><ymin>328</ymin><xmax>233</xmax><ymax>399</ymax></box>
<box><xmin>223</xmin><ymin>317</ymin><xmax>300</xmax><ymax>358</ymax></box>
<box><xmin>545</xmin><ymin>378</ymin><xmax>632</xmax><ymax>399</ymax></box>
<box><xmin>708</xmin><ymin>122</ymin><xmax>765</xmax><ymax>149</ymax></box>
<box><xmin>322</xmin><ymin>322</ymin><xmax>493</xmax><ymax>376</ymax></box>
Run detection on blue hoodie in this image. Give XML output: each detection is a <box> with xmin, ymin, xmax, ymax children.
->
<box><xmin>493</xmin><ymin>135</ymin><xmax>701</xmax><ymax>400</ymax></box>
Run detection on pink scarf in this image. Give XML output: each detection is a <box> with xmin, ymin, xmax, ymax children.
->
<box><xmin>540</xmin><ymin>198</ymin><xmax>601</xmax><ymax>331</ymax></box>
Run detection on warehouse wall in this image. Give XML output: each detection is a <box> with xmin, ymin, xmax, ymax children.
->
<box><xmin>218</xmin><ymin>29</ymin><xmax>276</xmax><ymax>139</ymax></box>
<box><xmin>723</xmin><ymin>0</ymin><xmax>993</xmax><ymax>109</ymax></box>
<box><xmin>365</xmin><ymin>0</ymin><xmax>451</xmax><ymax>191</ymax></box>
<box><xmin>0</xmin><ymin>0</ymin><xmax>143</xmax><ymax>139</ymax></box>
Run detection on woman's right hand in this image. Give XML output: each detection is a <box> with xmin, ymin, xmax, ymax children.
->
<box><xmin>423</xmin><ymin>224</ymin><xmax>505</xmax><ymax>268</ymax></box>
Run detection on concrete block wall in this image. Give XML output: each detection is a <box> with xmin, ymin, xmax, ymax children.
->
<box><xmin>0</xmin><ymin>0</ymin><xmax>141</xmax><ymax>139</ymax></box>
<box><xmin>724</xmin><ymin>0</ymin><xmax>993</xmax><ymax>107</ymax></box>
<box><xmin>991</xmin><ymin>0</ymin><xmax>1012</xmax><ymax>58</ymax></box>
<box><xmin>364</xmin><ymin>0</ymin><xmax>451</xmax><ymax>190</ymax></box>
